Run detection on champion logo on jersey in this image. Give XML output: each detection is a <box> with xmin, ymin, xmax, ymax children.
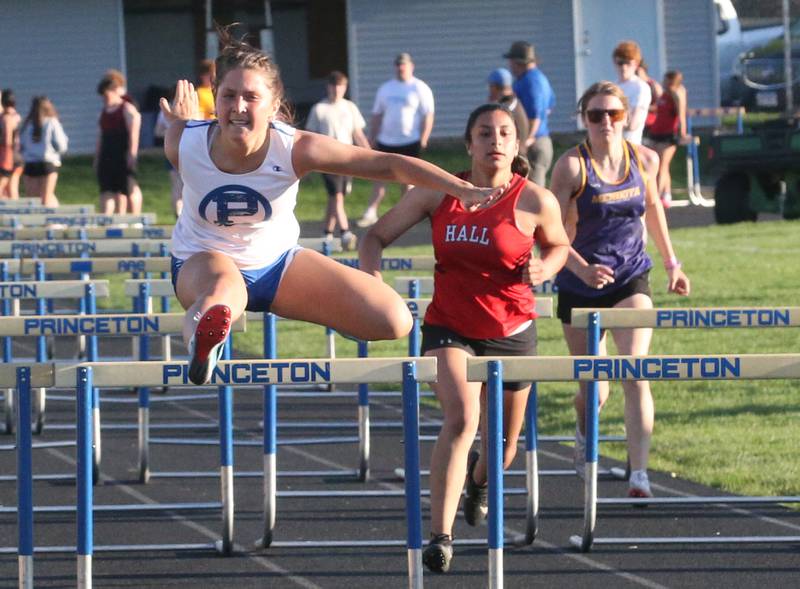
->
<box><xmin>198</xmin><ymin>184</ymin><xmax>272</xmax><ymax>227</ymax></box>
<box><xmin>273</xmin><ymin>165</ymin><xmax>282</xmax><ymax>172</ymax></box>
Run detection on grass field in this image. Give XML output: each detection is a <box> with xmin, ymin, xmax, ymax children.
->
<box><xmin>48</xmin><ymin>145</ymin><xmax>800</xmax><ymax>500</ymax></box>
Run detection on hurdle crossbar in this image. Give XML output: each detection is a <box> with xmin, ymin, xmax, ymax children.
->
<box><xmin>0</xmin><ymin>205</ymin><xmax>94</xmax><ymax>215</ymax></box>
<box><xmin>571</xmin><ymin>307</ymin><xmax>800</xmax><ymax>329</ymax></box>
<box><xmin>0</xmin><ymin>226</ymin><xmax>172</xmax><ymax>240</ymax></box>
<box><xmin>336</xmin><ymin>256</ymin><xmax>435</xmax><ymax>271</ymax></box>
<box><xmin>0</xmin><ymin>313</ymin><xmax>245</xmax><ymax>337</ymax></box>
<box><xmin>0</xmin><ymin>280</ymin><xmax>110</xmax><ymax>300</ymax></box>
<box><xmin>52</xmin><ymin>357</ymin><xmax>437</xmax><ymax>388</ymax></box>
<box><xmin>0</xmin><ymin>239</ymin><xmax>171</xmax><ymax>257</ymax></box>
<box><xmin>0</xmin><ymin>257</ymin><xmax>171</xmax><ymax>274</ymax></box>
<box><xmin>467</xmin><ymin>354</ymin><xmax>800</xmax><ymax>382</ymax></box>
<box><xmin>0</xmin><ymin>213</ymin><xmax>156</xmax><ymax>227</ymax></box>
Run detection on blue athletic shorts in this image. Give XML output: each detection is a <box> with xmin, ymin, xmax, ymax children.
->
<box><xmin>170</xmin><ymin>246</ymin><xmax>302</xmax><ymax>313</ymax></box>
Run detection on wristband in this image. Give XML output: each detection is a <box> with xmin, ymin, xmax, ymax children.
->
<box><xmin>664</xmin><ymin>256</ymin><xmax>681</xmax><ymax>270</ymax></box>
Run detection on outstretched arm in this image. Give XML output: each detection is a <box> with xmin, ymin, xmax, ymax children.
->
<box><xmin>293</xmin><ymin>130</ymin><xmax>497</xmax><ymax>207</ymax></box>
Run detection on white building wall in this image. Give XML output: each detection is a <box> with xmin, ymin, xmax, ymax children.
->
<box><xmin>347</xmin><ymin>0</ymin><xmax>577</xmax><ymax>138</ymax></box>
<box><xmin>664</xmin><ymin>0</ymin><xmax>719</xmax><ymax>112</ymax></box>
<box><xmin>0</xmin><ymin>0</ymin><xmax>125</xmax><ymax>154</ymax></box>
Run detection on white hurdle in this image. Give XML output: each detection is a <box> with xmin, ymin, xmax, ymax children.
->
<box><xmin>7</xmin><ymin>357</ymin><xmax>435</xmax><ymax>589</ymax></box>
<box><xmin>467</xmin><ymin>354</ymin><xmax>800</xmax><ymax>586</ymax></box>
<box><xmin>0</xmin><ymin>212</ymin><xmax>157</xmax><ymax>227</ymax></box>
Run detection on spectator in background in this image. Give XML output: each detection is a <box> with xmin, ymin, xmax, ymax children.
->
<box><xmin>0</xmin><ymin>89</ymin><xmax>23</xmax><ymax>199</ymax></box>
<box><xmin>305</xmin><ymin>70</ymin><xmax>369</xmax><ymax>251</ymax></box>
<box><xmin>612</xmin><ymin>41</ymin><xmax>651</xmax><ymax>145</ymax></box>
<box><xmin>356</xmin><ymin>52</ymin><xmax>435</xmax><ymax>227</ymax></box>
<box><xmin>645</xmin><ymin>70</ymin><xmax>689</xmax><ymax>209</ymax></box>
<box><xmin>487</xmin><ymin>68</ymin><xmax>529</xmax><ymax>143</ymax></box>
<box><xmin>637</xmin><ymin>60</ymin><xmax>662</xmax><ymax>137</ymax></box>
<box><xmin>20</xmin><ymin>95</ymin><xmax>68</xmax><ymax>207</ymax></box>
<box><xmin>95</xmin><ymin>70</ymin><xmax>143</xmax><ymax>215</ymax></box>
<box><xmin>196</xmin><ymin>59</ymin><xmax>216</xmax><ymax>120</ymax></box>
<box><xmin>505</xmin><ymin>41</ymin><xmax>555</xmax><ymax>187</ymax></box>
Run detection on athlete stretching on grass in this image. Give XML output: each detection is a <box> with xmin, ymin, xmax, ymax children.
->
<box><xmin>159</xmin><ymin>27</ymin><xmax>501</xmax><ymax>385</ymax></box>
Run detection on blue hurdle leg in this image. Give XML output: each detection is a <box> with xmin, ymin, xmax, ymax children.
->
<box><xmin>577</xmin><ymin>311</ymin><xmax>601</xmax><ymax>552</ymax></box>
<box><xmin>401</xmin><ymin>362</ymin><xmax>423</xmax><ymax>589</ymax></box>
<box><xmin>358</xmin><ymin>340</ymin><xmax>370</xmax><ymax>481</ymax></box>
<box><xmin>217</xmin><ymin>336</ymin><xmax>234</xmax><ymax>555</ymax></box>
<box><xmin>77</xmin><ymin>367</ymin><xmax>93</xmax><ymax>589</ymax></box>
<box><xmin>524</xmin><ymin>382</ymin><xmax>539</xmax><ymax>545</ymax></box>
<box><xmin>16</xmin><ymin>367</ymin><xmax>33</xmax><ymax>589</ymax></box>
<box><xmin>259</xmin><ymin>313</ymin><xmax>277</xmax><ymax>549</ymax></box>
<box><xmin>487</xmin><ymin>360</ymin><xmax>504</xmax><ymax>589</ymax></box>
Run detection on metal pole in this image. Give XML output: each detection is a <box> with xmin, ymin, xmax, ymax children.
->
<box><xmin>524</xmin><ymin>382</ymin><xmax>538</xmax><ymax>545</ymax></box>
<box><xmin>401</xmin><ymin>362</ymin><xmax>422</xmax><ymax>589</ymax></box>
<box><xmin>218</xmin><ymin>336</ymin><xmax>234</xmax><ymax>555</ymax></box>
<box><xmin>77</xmin><ymin>367</ymin><xmax>93</xmax><ymax>589</ymax></box>
<box><xmin>85</xmin><ymin>283</ymin><xmax>100</xmax><ymax>484</ymax></box>
<box><xmin>34</xmin><ymin>262</ymin><xmax>46</xmax><ymax>435</ymax></box>
<box><xmin>357</xmin><ymin>340</ymin><xmax>370</xmax><ymax>481</ymax></box>
<box><xmin>487</xmin><ymin>360</ymin><xmax>504</xmax><ymax>589</ymax></box>
<box><xmin>260</xmin><ymin>313</ymin><xmax>277</xmax><ymax>549</ymax></box>
<box><xmin>408</xmin><ymin>280</ymin><xmax>420</xmax><ymax>357</ymax></box>
<box><xmin>783</xmin><ymin>0</ymin><xmax>794</xmax><ymax>116</ymax></box>
<box><xmin>16</xmin><ymin>367</ymin><xmax>33</xmax><ymax>589</ymax></box>
<box><xmin>137</xmin><ymin>283</ymin><xmax>151</xmax><ymax>483</ymax></box>
<box><xmin>581</xmin><ymin>312</ymin><xmax>601</xmax><ymax>552</ymax></box>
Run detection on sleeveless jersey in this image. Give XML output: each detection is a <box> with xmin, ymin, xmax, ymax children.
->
<box><xmin>424</xmin><ymin>173</ymin><xmax>536</xmax><ymax>339</ymax></box>
<box><xmin>171</xmin><ymin>120</ymin><xmax>300</xmax><ymax>269</ymax></box>
<box><xmin>649</xmin><ymin>91</ymin><xmax>678</xmax><ymax>135</ymax></box>
<box><xmin>555</xmin><ymin>141</ymin><xmax>652</xmax><ymax>298</ymax></box>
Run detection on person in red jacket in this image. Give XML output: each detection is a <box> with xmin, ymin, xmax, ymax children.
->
<box><xmin>360</xmin><ymin>103</ymin><xmax>569</xmax><ymax>574</ymax></box>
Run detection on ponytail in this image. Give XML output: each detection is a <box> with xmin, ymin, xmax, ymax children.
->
<box><xmin>511</xmin><ymin>153</ymin><xmax>530</xmax><ymax>178</ymax></box>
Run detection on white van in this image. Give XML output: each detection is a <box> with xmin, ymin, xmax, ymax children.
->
<box><xmin>716</xmin><ymin>0</ymin><xmax>783</xmax><ymax>105</ymax></box>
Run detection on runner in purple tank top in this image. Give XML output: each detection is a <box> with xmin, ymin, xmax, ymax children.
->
<box><xmin>549</xmin><ymin>81</ymin><xmax>690</xmax><ymax>498</ymax></box>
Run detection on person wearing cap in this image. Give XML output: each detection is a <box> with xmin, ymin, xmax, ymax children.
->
<box><xmin>487</xmin><ymin>68</ymin><xmax>529</xmax><ymax>145</ymax></box>
<box><xmin>504</xmin><ymin>41</ymin><xmax>555</xmax><ymax>187</ymax></box>
<box><xmin>612</xmin><ymin>41</ymin><xmax>651</xmax><ymax>145</ymax></box>
<box><xmin>356</xmin><ymin>52</ymin><xmax>435</xmax><ymax>227</ymax></box>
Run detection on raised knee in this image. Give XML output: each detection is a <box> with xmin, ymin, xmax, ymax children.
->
<box><xmin>373</xmin><ymin>299</ymin><xmax>413</xmax><ymax>340</ymax></box>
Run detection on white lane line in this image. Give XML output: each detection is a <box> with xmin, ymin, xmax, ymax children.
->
<box><xmin>45</xmin><ymin>446</ymin><xmax>322</xmax><ymax>589</ymax></box>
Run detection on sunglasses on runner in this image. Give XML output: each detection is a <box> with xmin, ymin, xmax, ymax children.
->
<box><xmin>585</xmin><ymin>109</ymin><xmax>626</xmax><ymax>124</ymax></box>
<box><xmin>614</xmin><ymin>59</ymin><xmax>632</xmax><ymax>67</ymax></box>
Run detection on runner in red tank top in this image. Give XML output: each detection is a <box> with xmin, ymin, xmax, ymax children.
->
<box><xmin>360</xmin><ymin>104</ymin><xmax>568</xmax><ymax>573</ymax></box>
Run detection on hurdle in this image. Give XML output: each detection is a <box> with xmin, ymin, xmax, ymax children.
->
<box><xmin>0</xmin><ymin>212</ymin><xmax>157</xmax><ymax>228</ymax></box>
<box><xmin>567</xmin><ymin>308</ymin><xmax>800</xmax><ymax>549</ymax></box>
<box><xmin>0</xmin><ymin>277</ymin><xmax>110</xmax><ymax>435</ymax></box>
<box><xmin>468</xmin><ymin>352</ymin><xmax>800</xmax><ymax>583</ymax></box>
<box><xmin>0</xmin><ymin>239</ymin><xmax>171</xmax><ymax>258</ymax></box>
<box><xmin>395</xmin><ymin>276</ymin><xmax>559</xmax><ymax>296</ymax></box>
<box><xmin>0</xmin><ymin>204</ymin><xmax>95</xmax><ymax>215</ymax></box>
<box><xmin>0</xmin><ymin>311</ymin><xmax>246</xmax><ymax>482</ymax></box>
<box><xmin>0</xmin><ymin>225</ymin><xmax>172</xmax><ymax>240</ymax></box>
<box><xmin>8</xmin><ymin>357</ymin><xmax>435</xmax><ymax>588</ymax></box>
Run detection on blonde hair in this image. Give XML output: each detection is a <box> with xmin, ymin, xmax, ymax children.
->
<box><xmin>577</xmin><ymin>81</ymin><xmax>629</xmax><ymax>115</ymax></box>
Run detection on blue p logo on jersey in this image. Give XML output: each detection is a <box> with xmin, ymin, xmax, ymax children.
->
<box><xmin>199</xmin><ymin>185</ymin><xmax>272</xmax><ymax>226</ymax></box>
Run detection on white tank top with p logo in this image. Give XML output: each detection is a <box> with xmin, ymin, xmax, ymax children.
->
<box><xmin>171</xmin><ymin>120</ymin><xmax>300</xmax><ymax>269</ymax></box>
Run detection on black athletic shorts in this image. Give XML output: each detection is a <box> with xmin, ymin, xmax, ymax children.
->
<box><xmin>557</xmin><ymin>271</ymin><xmax>652</xmax><ymax>324</ymax></box>
<box><xmin>420</xmin><ymin>321</ymin><xmax>538</xmax><ymax>391</ymax></box>
<box><xmin>321</xmin><ymin>173</ymin><xmax>352</xmax><ymax>197</ymax></box>
<box><xmin>23</xmin><ymin>162</ymin><xmax>57</xmax><ymax>177</ymax></box>
<box><xmin>376</xmin><ymin>141</ymin><xmax>422</xmax><ymax>158</ymax></box>
<box><xmin>645</xmin><ymin>132</ymin><xmax>678</xmax><ymax>146</ymax></box>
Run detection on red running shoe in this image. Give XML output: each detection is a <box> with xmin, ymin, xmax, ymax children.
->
<box><xmin>188</xmin><ymin>305</ymin><xmax>231</xmax><ymax>385</ymax></box>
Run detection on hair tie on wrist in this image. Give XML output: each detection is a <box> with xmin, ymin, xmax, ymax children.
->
<box><xmin>664</xmin><ymin>256</ymin><xmax>681</xmax><ymax>270</ymax></box>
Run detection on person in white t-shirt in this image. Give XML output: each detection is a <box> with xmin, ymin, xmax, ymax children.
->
<box><xmin>305</xmin><ymin>71</ymin><xmax>369</xmax><ymax>250</ymax></box>
<box><xmin>159</xmin><ymin>28</ymin><xmax>499</xmax><ymax>386</ymax></box>
<box><xmin>356</xmin><ymin>52</ymin><xmax>435</xmax><ymax>227</ymax></box>
<box><xmin>612</xmin><ymin>41</ymin><xmax>651</xmax><ymax>145</ymax></box>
